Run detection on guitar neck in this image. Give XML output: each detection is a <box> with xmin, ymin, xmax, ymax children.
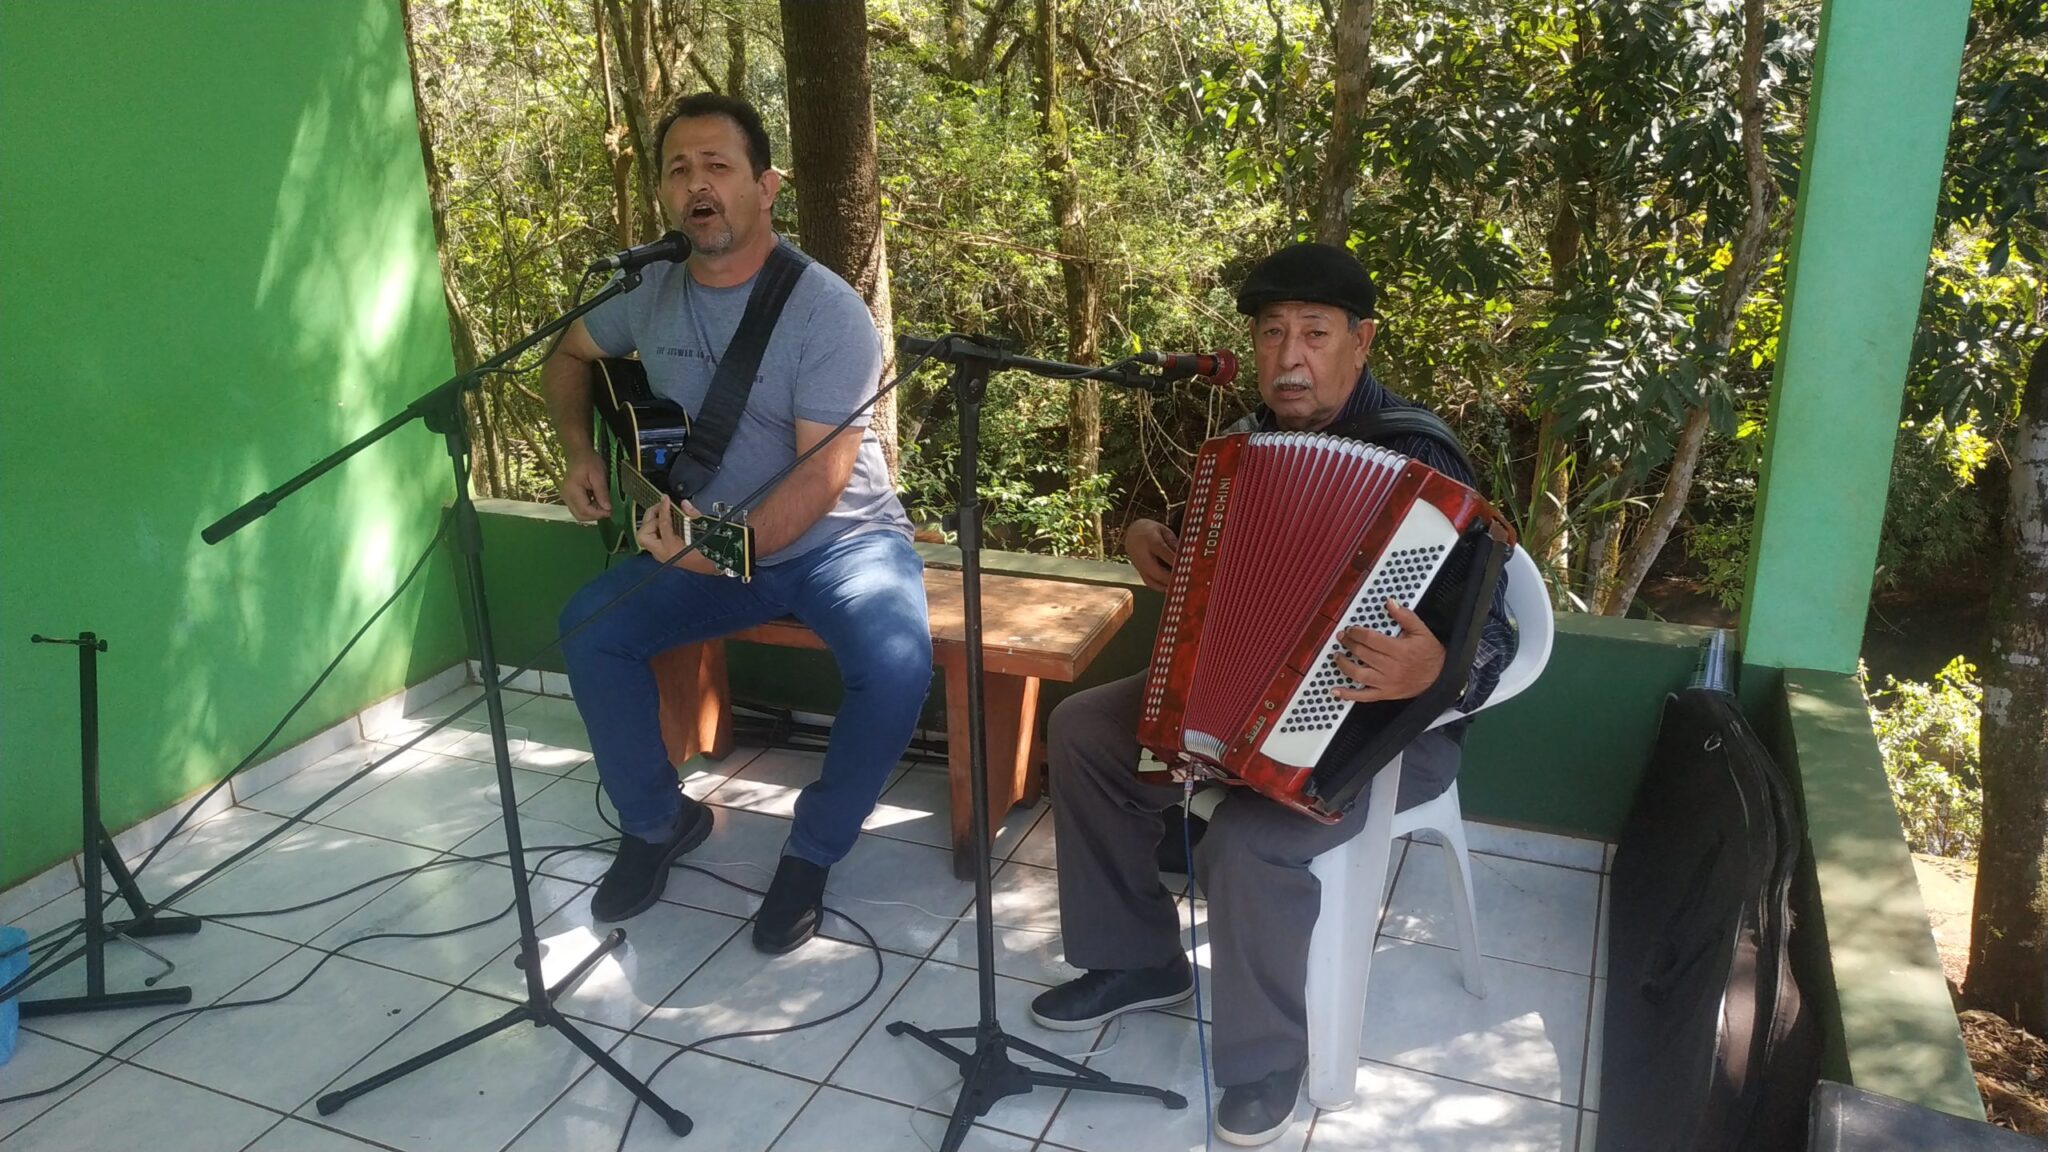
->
<box><xmin>614</xmin><ymin>461</ymin><xmax>754</xmax><ymax>579</ymax></box>
<box><xmin>617</xmin><ymin>466</ymin><xmax>662</xmax><ymax>508</ymax></box>
<box><xmin>618</xmin><ymin>468</ymin><xmax>688</xmax><ymax>533</ymax></box>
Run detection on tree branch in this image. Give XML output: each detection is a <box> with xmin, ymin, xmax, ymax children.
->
<box><xmin>1603</xmin><ymin>0</ymin><xmax>1776</xmax><ymax>614</ymax></box>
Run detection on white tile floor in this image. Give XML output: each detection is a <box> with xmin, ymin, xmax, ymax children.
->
<box><xmin>0</xmin><ymin>686</ymin><xmax>1608</xmax><ymax>1152</ymax></box>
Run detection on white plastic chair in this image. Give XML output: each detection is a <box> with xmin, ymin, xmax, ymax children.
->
<box><xmin>1187</xmin><ymin>545</ymin><xmax>1555</xmax><ymax>1110</ymax></box>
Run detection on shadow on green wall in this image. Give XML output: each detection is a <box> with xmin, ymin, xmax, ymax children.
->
<box><xmin>0</xmin><ymin>1</ymin><xmax>466</xmax><ymax>886</ymax></box>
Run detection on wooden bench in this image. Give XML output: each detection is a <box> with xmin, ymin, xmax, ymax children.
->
<box><xmin>651</xmin><ymin>566</ymin><xmax>1135</xmax><ymax>876</ymax></box>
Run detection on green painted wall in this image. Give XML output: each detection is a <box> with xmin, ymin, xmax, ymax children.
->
<box><xmin>1769</xmin><ymin>671</ymin><xmax>1983</xmax><ymax>1120</ymax></box>
<box><xmin>1739</xmin><ymin>0</ymin><xmax>1972</xmax><ymax>673</ymax></box>
<box><xmin>472</xmin><ymin>502</ymin><xmax>1718</xmax><ymax>839</ymax></box>
<box><xmin>0</xmin><ymin>2</ymin><xmax>466</xmax><ymax>887</ymax></box>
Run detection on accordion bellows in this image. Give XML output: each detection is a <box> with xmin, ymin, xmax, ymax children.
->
<box><xmin>1138</xmin><ymin>431</ymin><xmax>1514</xmax><ymax>822</ymax></box>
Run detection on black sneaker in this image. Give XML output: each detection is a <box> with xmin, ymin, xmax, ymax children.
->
<box><xmin>1216</xmin><ymin>1062</ymin><xmax>1304</xmax><ymax>1147</ymax></box>
<box><xmin>590</xmin><ymin>798</ymin><xmax>713</xmax><ymax>922</ymax></box>
<box><xmin>1027</xmin><ymin>958</ymin><xmax>1193</xmax><ymax>1031</ymax></box>
<box><xmin>752</xmin><ymin>855</ymin><xmax>828</xmax><ymax>954</ymax></box>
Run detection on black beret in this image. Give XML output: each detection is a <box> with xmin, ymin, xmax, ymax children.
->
<box><xmin>1235</xmin><ymin>242</ymin><xmax>1378</xmax><ymax>320</ymax></box>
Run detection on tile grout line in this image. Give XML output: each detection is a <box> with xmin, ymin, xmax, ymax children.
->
<box><xmin>1372</xmin><ymin>926</ymin><xmax>1602</xmax><ymax>982</ymax></box>
<box><xmin>483</xmin><ymin>918</ymin><xmax>750</xmax><ymax>1152</ymax></box>
<box><xmin>25</xmin><ymin>962</ymin><xmax>434</xmax><ymax>1152</ymax></box>
<box><xmin>1577</xmin><ymin>871</ymin><xmax>1608</xmax><ymax>1115</ymax></box>
<box><xmin>0</xmin><ymin>1031</ymin><xmax>138</xmax><ymax>1143</ymax></box>
<box><xmin>1356</xmin><ymin>1055</ymin><xmax>1586</xmax><ymax>1113</ymax></box>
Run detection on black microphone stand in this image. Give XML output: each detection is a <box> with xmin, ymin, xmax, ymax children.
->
<box><xmin>18</xmin><ymin>632</ymin><xmax>203</xmax><ymax>1019</ymax></box>
<box><xmin>885</xmin><ymin>335</ymin><xmax>1186</xmax><ymax>1152</ymax></box>
<box><xmin>202</xmin><ymin>268</ymin><xmax>693</xmax><ymax>1136</ymax></box>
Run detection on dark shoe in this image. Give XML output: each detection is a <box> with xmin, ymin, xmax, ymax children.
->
<box><xmin>752</xmin><ymin>855</ymin><xmax>828</xmax><ymax>954</ymax></box>
<box><xmin>590</xmin><ymin>798</ymin><xmax>713</xmax><ymax>922</ymax></box>
<box><xmin>1216</xmin><ymin>1062</ymin><xmax>1305</xmax><ymax>1147</ymax></box>
<box><xmin>1027</xmin><ymin>958</ymin><xmax>1193</xmax><ymax>1031</ymax></box>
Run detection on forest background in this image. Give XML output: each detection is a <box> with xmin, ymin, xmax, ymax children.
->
<box><xmin>405</xmin><ymin>0</ymin><xmax>2043</xmax><ymax>850</ymax></box>
<box><xmin>399</xmin><ymin>0</ymin><xmax>2045</xmax><ymax>1120</ymax></box>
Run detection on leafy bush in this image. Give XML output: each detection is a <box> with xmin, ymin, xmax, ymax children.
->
<box><xmin>1877</xmin><ymin>416</ymin><xmax>1995</xmax><ymax>591</ymax></box>
<box><xmin>1865</xmin><ymin>657</ymin><xmax>1984</xmax><ymax>859</ymax></box>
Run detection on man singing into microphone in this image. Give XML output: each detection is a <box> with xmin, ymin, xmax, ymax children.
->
<box><xmin>1027</xmin><ymin>243</ymin><xmax>1516</xmax><ymax>1145</ymax></box>
<box><xmin>539</xmin><ymin>94</ymin><xmax>931</xmax><ymax>953</ymax></box>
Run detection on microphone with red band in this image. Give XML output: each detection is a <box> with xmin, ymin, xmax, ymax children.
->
<box><xmin>1135</xmin><ymin>348</ymin><xmax>1238</xmax><ymax>387</ymax></box>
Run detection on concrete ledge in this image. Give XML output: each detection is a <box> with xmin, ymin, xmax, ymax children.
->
<box><xmin>1777</xmin><ymin>669</ymin><xmax>1983</xmax><ymax>1120</ymax></box>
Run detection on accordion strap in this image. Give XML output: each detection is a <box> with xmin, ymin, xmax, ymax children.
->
<box><xmin>1325</xmin><ymin>406</ymin><xmax>1478</xmax><ymax>481</ymax></box>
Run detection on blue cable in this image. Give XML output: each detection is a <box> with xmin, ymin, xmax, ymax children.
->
<box><xmin>1182</xmin><ymin>779</ymin><xmax>1214</xmax><ymax>1152</ymax></box>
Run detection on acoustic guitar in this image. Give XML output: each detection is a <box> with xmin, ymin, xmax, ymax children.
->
<box><xmin>589</xmin><ymin>357</ymin><xmax>755</xmax><ymax>580</ymax></box>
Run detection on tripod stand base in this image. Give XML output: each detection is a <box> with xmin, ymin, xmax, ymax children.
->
<box><xmin>314</xmin><ymin>928</ymin><xmax>691</xmax><ymax>1137</ymax></box>
<box><xmin>106</xmin><ymin>914</ymin><xmax>204</xmax><ymax>939</ymax></box>
<box><xmin>20</xmin><ymin>985</ymin><xmax>193</xmax><ymax>1019</ymax></box>
<box><xmin>888</xmin><ymin>1020</ymin><xmax>1184</xmax><ymax>1152</ymax></box>
<box><xmin>18</xmin><ymin>914</ymin><xmax>205</xmax><ymax>1019</ymax></box>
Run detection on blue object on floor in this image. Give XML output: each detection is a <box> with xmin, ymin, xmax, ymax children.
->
<box><xmin>0</xmin><ymin>923</ymin><xmax>27</xmax><ymax>1066</ymax></box>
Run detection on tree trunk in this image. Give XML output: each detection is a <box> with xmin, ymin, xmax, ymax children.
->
<box><xmin>604</xmin><ymin>0</ymin><xmax>686</xmax><ymax>242</ymax></box>
<box><xmin>1033</xmin><ymin>0</ymin><xmax>1104</xmax><ymax>557</ymax></box>
<box><xmin>945</xmin><ymin>0</ymin><xmax>971</xmax><ymax>78</ymax></box>
<box><xmin>400</xmin><ymin>0</ymin><xmax>501</xmax><ymax>495</ymax></box>
<box><xmin>1572</xmin><ymin>458</ymin><xmax>1625</xmax><ymax>607</ymax></box>
<box><xmin>1312</xmin><ymin>0</ymin><xmax>1375</xmax><ymax>246</ymax></box>
<box><xmin>1963</xmin><ymin>337</ymin><xmax>2048</xmax><ymax>1035</ymax></box>
<box><xmin>1528</xmin><ymin>183</ymin><xmax>1586</xmax><ymax>589</ymax></box>
<box><xmin>726</xmin><ymin>11</ymin><xmax>747</xmax><ymax>102</ymax></box>
<box><xmin>595</xmin><ymin>0</ymin><xmax>637</xmax><ymax>247</ymax></box>
<box><xmin>1602</xmin><ymin>0</ymin><xmax>1775</xmax><ymax>615</ymax></box>
<box><xmin>782</xmin><ymin>0</ymin><xmax>899</xmax><ymax>477</ymax></box>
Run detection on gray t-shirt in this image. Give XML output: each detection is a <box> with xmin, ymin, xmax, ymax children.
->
<box><xmin>582</xmin><ymin>238</ymin><xmax>912</xmax><ymax>565</ymax></box>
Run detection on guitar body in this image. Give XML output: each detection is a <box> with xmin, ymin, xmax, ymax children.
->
<box><xmin>591</xmin><ymin>357</ymin><xmax>693</xmax><ymax>487</ymax></box>
<box><xmin>589</xmin><ymin>358</ymin><xmax>755</xmax><ymax>580</ymax></box>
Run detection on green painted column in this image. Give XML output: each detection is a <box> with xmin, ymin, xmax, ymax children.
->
<box><xmin>1740</xmin><ymin>0</ymin><xmax>1971</xmax><ymax>673</ymax></box>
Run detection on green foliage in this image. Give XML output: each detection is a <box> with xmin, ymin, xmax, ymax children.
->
<box><xmin>1877</xmin><ymin>416</ymin><xmax>1996</xmax><ymax>591</ymax></box>
<box><xmin>1913</xmin><ymin>0</ymin><xmax>2048</xmax><ymax>440</ymax></box>
<box><xmin>401</xmin><ymin>0</ymin><xmax>2041</xmax><ymax>606</ymax></box>
<box><xmin>1865</xmin><ymin>657</ymin><xmax>1986</xmax><ymax>859</ymax></box>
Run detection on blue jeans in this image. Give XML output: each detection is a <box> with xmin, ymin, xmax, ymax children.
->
<box><xmin>558</xmin><ymin>529</ymin><xmax>932</xmax><ymax>866</ymax></box>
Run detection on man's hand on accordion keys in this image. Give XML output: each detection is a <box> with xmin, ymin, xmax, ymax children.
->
<box><xmin>1331</xmin><ymin>599</ymin><xmax>1446</xmax><ymax>703</ymax></box>
<box><xmin>1123</xmin><ymin>517</ymin><xmax>1180</xmax><ymax>593</ymax></box>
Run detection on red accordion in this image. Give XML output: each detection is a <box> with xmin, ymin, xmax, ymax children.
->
<box><xmin>1138</xmin><ymin>431</ymin><xmax>1515</xmax><ymax>822</ymax></box>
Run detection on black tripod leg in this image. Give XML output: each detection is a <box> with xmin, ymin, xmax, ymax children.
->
<box><xmin>536</xmin><ymin>928</ymin><xmax>627</xmax><ymax>1003</ymax></box>
<box><xmin>18</xmin><ymin>985</ymin><xmax>192</xmax><ymax>1019</ymax></box>
<box><xmin>99</xmin><ymin>830</ymin><xmax>201</xmax><ymax>939</ymax></box>
<box><xmin>316</xmin><ymin>1001</ymin><xmax>536</xmax><ymax>1116</ymax></box>
<box><xmin>549</xmin><ymin>1010</ymin><xmax>693</xmax><ymax>1136</ymax></box>
<box><xmin>885</xmin><ymin>1022</ymin><xmax>978</xmax><ymax>1074</ymax></box>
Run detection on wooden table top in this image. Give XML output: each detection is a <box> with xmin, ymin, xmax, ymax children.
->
<box><xmin>729</xmin><ymin>567</ymin><xmax>1134</xmax><ymax>683</ymax></box>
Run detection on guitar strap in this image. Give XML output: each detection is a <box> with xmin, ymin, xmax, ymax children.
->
<box><xmin>666</xmin><ymin>241</ymin><xmax>812</xmax><ymax>501</ymax></box>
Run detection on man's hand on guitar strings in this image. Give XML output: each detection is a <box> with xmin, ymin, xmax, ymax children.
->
<box><xmin>637</xmin><ymin>497</ymin><xmax>715</xmax><ymax>574</ymax></box>
<box><xmin>1330</xmin><ymin>599</ymin><xmax>1446</xmax><ymax>703</ymax></box>
<box><xmin>563</xmin><ymin>450</ymin><xmax>613</xmax><ymax>521</ymax></box>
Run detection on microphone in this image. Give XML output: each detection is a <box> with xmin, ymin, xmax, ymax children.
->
<box><xmin>588</xmin><ymin>230</ymin><xmax>691</xmax><ymax>273</ymax></box>
<box><xmin>1136</xmin><ymin>348</ymin><xmax>1238</xmax><ymax>386</ymax></box>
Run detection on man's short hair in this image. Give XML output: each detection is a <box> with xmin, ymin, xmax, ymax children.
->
<box><xmin>654</xmin><ymin>93</ymin><xmax>773</xmax><ymax>178</ymax></box>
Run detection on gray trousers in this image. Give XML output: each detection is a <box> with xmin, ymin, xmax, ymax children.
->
<box><xmin>1047</xmin><ymin>671</ymin><xmax>1459</xmax><ymax>1086</ymax></box>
